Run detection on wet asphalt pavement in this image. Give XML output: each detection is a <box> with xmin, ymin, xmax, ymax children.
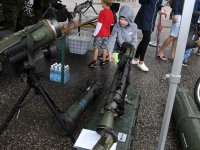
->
<box><xmin>1</xmin><ymin>1</ymin><xmax>200</xmax><ymax>150</ymax></box>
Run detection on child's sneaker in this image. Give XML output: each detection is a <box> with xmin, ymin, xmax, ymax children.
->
<box><xmin>89</xmin><ymin>60</ymin><xmax>97</xmax><ymax>68</ymax></box>
<box><xmin>100</xmin><ymin>61</ymin><xmax>106</xmax><ymax>68</ymax></box>
<box><xmin>182</xmin><ymin>62</ymin><xmax>188</xmax><ymax>66</ymax></box>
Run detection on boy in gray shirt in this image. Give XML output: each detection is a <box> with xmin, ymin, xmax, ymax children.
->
<box><xmin>107</xmin><ymin>5</ymin><xmax>138</xmax><ymax>61</ymax></box>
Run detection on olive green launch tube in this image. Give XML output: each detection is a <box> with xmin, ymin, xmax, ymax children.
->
<box><xmin>173</xmin><ymin>86</ymin><xmax>200</xmax><ymax>150</ymax></box>
<box><xmin>57</xmin><ymin>81</ymin><xmax>103</xmax><ymax>135</ymax></box>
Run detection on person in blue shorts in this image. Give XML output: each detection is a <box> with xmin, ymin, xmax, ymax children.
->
<box><xmin>157</xmin><ymin>0</ymin><xmax>184</xmax><ymax>60</ymax></box>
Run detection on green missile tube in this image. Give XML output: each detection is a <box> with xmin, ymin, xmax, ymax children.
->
<box><xmin>173</xmin><ymin>86</ymin><xmax>200</xmax><ymax>150</ymax></box>
<box><xmin>58</xmin><ymin>81</ymin><xmax>103</xmax><ymax>135</ymax></box>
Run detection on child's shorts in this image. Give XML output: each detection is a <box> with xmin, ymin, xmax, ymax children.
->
<box><xmin>93</xmin><ymin>36</ymin><xmax>109</xmax><ymax>50</ymax></box>
<box><xmin>170</xmin><ymin>15</ymin><xmax>182</xmax><ymax>38</ymax></box>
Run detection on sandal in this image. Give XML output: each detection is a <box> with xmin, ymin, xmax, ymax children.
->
<box><xmin>168</xmin><ymin>57</ymin><xmax>174</xmax><ymax>61</ymax></box>
<box><xmin>157</xmin><ymin>55</ymin><xmax>167</xmax><ymax>61</ymax></box>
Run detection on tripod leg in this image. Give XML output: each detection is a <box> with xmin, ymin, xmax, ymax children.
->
<box><xmin>82</xmin><ymin>4</ymin><xmax>98</xmax><ymax>15</ymax></box>
<box><xmin>82</xmin><ymin>6</ymin><xmax>90</xmax><ymax>14</ymax></box>
<box><xmin>90</xmin><ymin>5</ymin><xmax>98</xmax><ymax>14</ymax></box>
<box><xmin>41</xmin><ymin>87</ymin><xmax>62</xmax><ymax>113</ymax></box>
<box><xmin>37</xmin><ymin>86</ymin><xmax>75</xmax><ymax>143</ymax></box>
<box><xmin>27</xmin><ymin>70</ymin><xmax>75</xmax><ymax>142</ymax></box>
<box><xmin>0</xmin><ymin>85</ymin><xmax>31</xmax><ymax>135</ymax></box>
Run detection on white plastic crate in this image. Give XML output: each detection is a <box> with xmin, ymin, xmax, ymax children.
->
<box><xmin>68</xmin><ymin>31</ymin><xmax>92</xmax><ymax>55</ymax></box>
<box><xmin>56</xmin><ymin>30</ymin><xmax>78</xmax><ymax>52</ymax></box>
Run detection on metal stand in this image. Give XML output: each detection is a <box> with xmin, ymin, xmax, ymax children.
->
<box><xmin>0</xmin><ymin>69</ymin><xmax>75</xmax><ymax>143</ymax></box>
<box><xmin>82</xmin><ymin>1</ymin><xmax>98</xmax><ymax>15</ymax></box>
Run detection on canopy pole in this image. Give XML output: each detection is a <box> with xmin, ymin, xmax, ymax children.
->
<box><xmin>157</xmin><ymin>0</ymin><xmax>196</xmax><ymax>149</ymax></box>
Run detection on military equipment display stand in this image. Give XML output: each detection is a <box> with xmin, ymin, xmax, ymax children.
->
<box><xmin>0</xmin><ymin>69</ymin><xmax>75</xmax><ymax>143</ymax></box>
<box><xmin>86</xmin><ymin>90</ymin><xmax>141</xmax><ymax>150</ymax></box>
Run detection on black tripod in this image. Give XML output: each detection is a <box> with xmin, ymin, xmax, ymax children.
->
<box><xmin>0</xmin><ymin>69</ymin><xmax>75</xmax><ymax>143</ymax></box>
<box><xmin>82</xmin><ymin>0</ymin><xmax>98</xmax><ymax>15</ymax></box>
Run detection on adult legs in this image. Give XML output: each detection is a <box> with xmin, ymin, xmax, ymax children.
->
<box><xmin>134</xmin><ymin>30</ymin><xmax>151</xmax><ymax>64</ymax></box>
<box><xmin>132</xmin><ymin>30</ymin><xmax>151</xmax><ymax>71</ymax></box>
<box><xmin>169</xmin><ymin>38</ymin><xmax>177</xmax><ymax>59</ymax></box>
<box><xmin>158</xmin><ymin>35</ymin><xmax>175</xmax><ymax>57</ymax></box>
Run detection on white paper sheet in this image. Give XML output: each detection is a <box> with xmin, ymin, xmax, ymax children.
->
<box><xmin>74</xmin><ymin>129</ymin><xmax>117</xmax><ymax>150</ymax></box>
